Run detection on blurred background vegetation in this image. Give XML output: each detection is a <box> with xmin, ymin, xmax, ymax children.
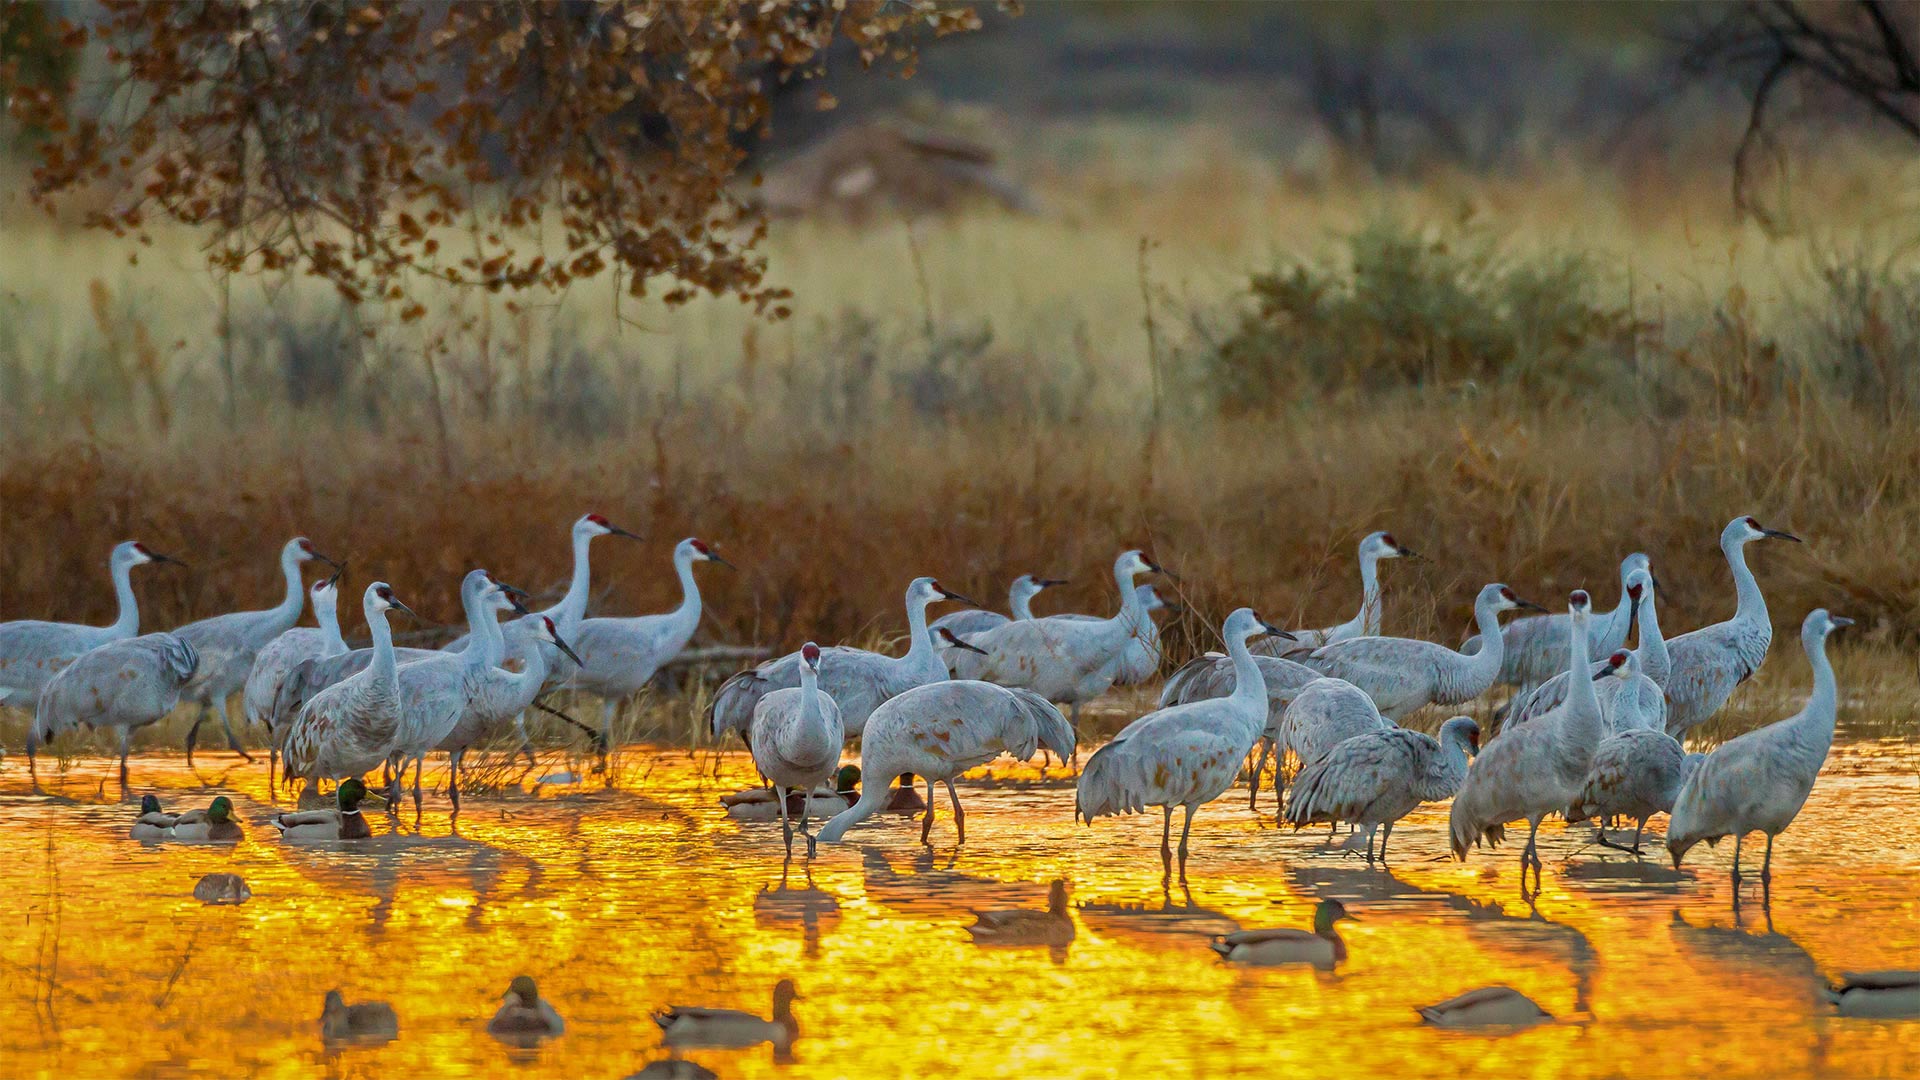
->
<box><xmin>1</xmin><ymin>1</ymin><xmax>1917</xmax><ymax>677</ymax></box>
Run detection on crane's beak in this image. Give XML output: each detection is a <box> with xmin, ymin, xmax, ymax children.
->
<box><xmin>1830</xmin><ymin>615</ymin><xmax>1855</xmax><ymax>629</ymax></box>
<box><xmin>608</xmin><ymin>523</ymin><xmax>642</xmax><ymax>540</ymax></box>
<box><xmin>496</xmin><ymin>582</ymin><xmax>532</xmax><ymax>616</ymax></box>
<box><xmin>1037</xmin><ymin>578</ymin><xmax>1070</xmax><ymax>589</ymax></box>
<box><xmin>310</xmin><ymin>549</ymin><xmax>344</xmax><ymax>571</ymax></box>
<box><xmin>1396</xmin><ymin>545</ymin><xmax>1423</xmax><ymax>560</ymax></box>
<box><xmin>389</xmin><ymin>599</ymin><xmax>418</xmax><ymax>619</ymax></box>
<box><xmin>150</xmin><ymin>551</ymin><xmax>186</xmax><ymax>568</ymax></box>
<box><xmin>1258</xmin><ymin>620</ymin><xmax>1296</xmax><ymax>641</ymax></box>
<box><xmin>708</xmin><ymin>551</ymin><xmax>739</xmax><ymax>571</ymax></box>
<box><xmin>938</xmin><ymin>628</ymin><xmax>988</xmax><ymax>655</ymax></box>
<box><xmin>1762</xmin><ymin>528</ymin><xmax>1803</xmax><ymax>543</ymax></box>
<box><xmin>322</xmin><ymin>567</ymin><xmax>343</xmax><ymax>588</ymax></box>
<box><xmin>1144</xmin><ymin>558</ymin><xmax>1179</xmax><ymax>581</ymax></box>
<box><xmin>550</xmin><ymin>631</ymin><xmax>584</xmax><ymax>668</ymax></box>
<box><xmin>1515</xmin><ymin>598</ymin><xmax>1549</xmax><ymax>613</ymax></box>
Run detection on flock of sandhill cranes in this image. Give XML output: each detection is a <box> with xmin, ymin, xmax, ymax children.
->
<box><xmin>0</xmin><ymin>512</ymin><xmax>1848</xmax><ymax>895</ymax></box>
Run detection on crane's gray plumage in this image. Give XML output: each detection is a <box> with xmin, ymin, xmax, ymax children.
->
<box><xmin>952</xmin><ymin>550</ymin><xmax>1166</xmax><ymax>732</ymax></box>
<box><xmin>279</xmin><ymin>582</ymin><xmax>413</xmax><ymax>788</ymax></box>
<box><xmin>30</xmin><ymin>632</ymin><xmax>197</xmax><ymax>787</ymax></box>
<box><xmin>1463</xmin><ymin>553</ymin><xmax>1648</xmax><ymax>690</ymax></box>
<box><xmin>1301</xmin><ymin>583</ymin><xmax>1541</xmax><ymax>720</ymax></box>
<box><xmin>1662</xmin><ymin>516</ymin><xmax>1801</xmax><ymax>740</ymax></box>
<box><xmin>931</xmin><ymin>574</ymin><xmax>1064</xmax><ymax>646</ymax></box>
<box><xmin>432</xmin><ymin>608</ymin><xmax>580</xmax><ymax>816</ymax></box>
<box><xmin>709</xmin><ymin>576</ymin><xmax>970</xmax><ymax>743</ymax></box>
<box><xmin>244</xmin><ymin>573</ymin><xmax>348</xmax><ymax>733</ymax></box>
<box><xmin>1074</xmin><ymin>608</ymin><xmax>1284</xmax><ymax>877</ymax></box>
<box><xmin>749</xmin><ymin>642</ymin><xmax>847</xmax><ymax>854</ymax></box>
<box><xmin>816</xmin><ymin>678</ymin><xmax>1071</xmax><ymax>845</ymax></box>
<box><xmin>1285</xmin><ymin>716</ymin><xmax>1480</xmax><ymax>863</ymax></box>
<box><xmin>442</xmin><ymin>512</ymin><xmax>637</xmax><ymax>656</ymax></box>
<box><xmin>1276</xmin><ymin>676</ymin><xmax>1395</xmax><ymax>775</ymax></box>
<box><xmin>1256</xmin><ymin>530</ymin><xmax>1416</xmax><ymax>657</ymax></box>
<box><xmin>1505</xmin><ymin>568</ymin><xmax>1666</xmax><ymax>731</ymax></box>
<box><xmin>1567</xmin><ymin>726</ymin><xmax>1702</xmax><ymax>854</ymax></box>
<box><xmin>1668</xmin><ymin>609</ymin><xmax>1847</xmax><ymax>880</ymax></box>
<box><xmin>172</xmin><ymin>536</ymin><xmax>337</xmax><ymax>764</ymax></box>
<box><xmin>1449</xmin><ymin>591</ymin><xmax>1622</xmax><ymax>889</ymax></box>
<box><xmin>1161</xmin><ymin>643</ymin><xmax>1321</xmax><ymax>811</ymax></box>
<box><xmin>567</xmin><ymin>537</ymin><xmax>727</xmax><ymax>746</ymax></box>
<box><xmin>0</xmin><ymin>540</ymin><xmax>174</xmax><ymax>713</ymax></box>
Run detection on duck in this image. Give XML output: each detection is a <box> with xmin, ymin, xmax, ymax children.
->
<box><xmin>171</xmin><ymin>796</ymin><xmax>243</xmax><ymax>843</ymax></box>
<box><xmin>1417</xmin><ymin>985</ymin><xmax>1553</xmax><ymax>1029</ymax></box>
<box><xmin>321</xmin><ymin>989</ymin><xmax>399</xmax><ymax>1044</ymax></box>
<box><xmin>271</xmin><ymin>778</ymin><xmax>373</xmax><ymax>841</ymax></box>
<box><xmin>886</xmin><ymin>772</ymin><xmax>928</xmax><ymax>814</ymax></box>
<box><xmin>488</xmin><ymin>975</ymin><xmax>565</xmax><ymax>1044</ymax></box>
<box><xmin>130</xmin><ymin>794</ymin><xmax>179</xmax><ymax>839</ymax></box>
<box><xmin>626</xmin><ymin>1062</ymin><xmax>719</xmax><ymax>1080</ymax></box>
<box><xmin>722</xmin><ymin>766</ymin><xmax>860</xmax><ymax>822</ymax></box>
<box><xmin>966</xmin><ymin>880</ymin><xmax>1074</xmax><ymax>947</ymax></box>
<box><xmin>1824</xmin><ymin>971</ymin><xmax>1920</xmax><ymax>1018</ymax></box>
<box><xmin>1208</xmin><ymin>899</ymin><xmax>1353</xmax><ymax>969</ymax></box>
<box><xmin>654</xmin><ymin>979</ymin><xmax>799</xmax><ymax>1051</ymax></box>
<box><xmin>192</xmin><ymin>873</ymin><xmax>252</xmax><ymax>905</ymax></box>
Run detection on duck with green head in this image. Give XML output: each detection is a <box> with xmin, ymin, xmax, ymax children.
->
<box><xmin>1208</xmin><ymin>899</ymin><xmax>1355</xmax><ymax>968</ymax></box>
<box><xmin>130</xmin><ymin>794</ymin><xmax>179</xmax><ymax>840</ymax></box>
<box><xmin>488</xmin><ymin>975</ymin><xmax>564</xmax><ymax>1044</ymax></box>
<box><xmin>272</xmin><ymin>778</ymin><xmax>373</xmax><ymax>841</ymax></box>
<box><xmin>171</xmin><ymin>796</ymin><xmax>243</xmax><ymax>843</ymax></box>
<box><xmin>722</xmin><ymin>765</ymin><xmax>862</xmax><ymax>821</ymax></box>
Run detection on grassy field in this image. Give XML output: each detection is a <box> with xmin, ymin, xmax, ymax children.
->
<box><xmin>2</xmin><ymin>135</ymin><xmax>1919</xmax><ymax>758</ymax></box>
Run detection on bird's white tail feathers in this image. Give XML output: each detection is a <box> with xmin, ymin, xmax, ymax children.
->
<box><xmin>1075</xmin><ymin>739</ymin><xmax>1145</xmax><ymax>824</ymax></box>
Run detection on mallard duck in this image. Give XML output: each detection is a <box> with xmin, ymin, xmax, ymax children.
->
<box><xmin>272</xmin><ymin>777</ymin><xmax>373</xmax><ymax>841</ymax></box>
<box><xmin>171</xmin><ymin>796</ymin><xmax>243</xmax><ymax>843</ymax></box>
<box><xmin>131</xmin><ymin>794</ymin><xmax>179</xmax><ymax>839</ymax></box>
<box><xmin>654</xmin><ymin>979</ymin><xmax>799</xmax><ymax>1051</ymax></box>
<box><xmin>1208</xmin><ymin>899</ymin><xmax>1353</xmax><ymax>968</ymax></box>
<box><xmin>723</xmin><ymin>766</ymin><xmax>860</xmax><ymax>822</ymax></box>
<box><xmin>1417</xmin><ymin>985</ymin><xmax>1553</xmax><ymax>1029</ymax></box>
<box><xmin>887</xmin><ymin>771</ymin><xmax>929</xmax><ymax>814</ymax></box>
<box><xmin>625</xmin><ymin>1061</ymin><xmax>718</xmax><ymax>1080</ymax></box>
<box><xmin>488</xmin><ymin>975</ymin><xmax>565</xmax><ymax>1044</ymax></box>
<box><xmin>193</xmin><ymin>873</ymin><xmax>252</xmax><ymax>905</ymax></box>
<box><xmin>321</xmin><ymin>989</ymin><xmax>399</xmax><ymax>1044</ymax></box>
<box><xmin>966</xmin><ymin>880</ymin><xmax>1074</xmax><ymax>947</ymax></box>
<box><xmin>1824</xmin><ymin>971</ymin><xmax>1920</xmax><ymax>1018</ymax></box>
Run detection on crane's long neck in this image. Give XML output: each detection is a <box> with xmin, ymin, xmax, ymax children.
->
<box><xmin>1561</xmin><ymin>613</ymin><xmax>1603</xmax><ymax>750</ymax></box>
<box><xmin>782</xmin><ymin>666</ymin><xmax>835</xmax><ymax>764</ymax></box>
<box><xmin>270</xmin><ymin>548</ymin><xmax>307</xmax><ymax>627</ymax></box>
<box><xmin>1009</xmin><ymin>583</ymin><xmax>1037</xmax><ymax>621</ymax></box>
<box><xmin>498</xmin><ymin>632</ymin><xmax>550</xmax><ymax>702</ymax></box>
<box><xmin>367</xmin><ymin>605</ymin><xmax>397</xmax><ymax>685</ymax></box>
<box><xmin>1425</xmin><ymin>727</ymin><xmax>1474</xmax><ymax>797</ymax></box>
<box><xmin>668</xmin><ymin>551</ymin><xmax>702</xmax><ymax>634</ymax></box>
<box><xmin>1106</xmin><ymin>567</ymin><xmax>1146</xmax><ymax>633</ymax></box>
<box><xmin>551</xmin><ymin>530</ymin><xmax>595</xmax><ymax>630</ymax></box>
<box><xmin>1455</xmin><ymin>596</ymin><xmax>1506</xmax><ymax>691</ymax></box>
<box><xmin>108</xmin><ymin>558</ymin><xmax>140</xmax><ymax>638</ymax></box>
<box><xmin>1356</xmin><ymin>548</ymin><xmax>1383</xmax><ymax>636</ymax></box>
<box><xmin>316</xmin><ymin>596</ymin><xmax>347</xmax><ymax>654</ymax></box>
<box><xmin>1636</xmin><ymin>592</ymin><xmax>1670</xmax><ymax>686</ymax></box>
<box><xmin>473</xmin><ymin>598</ymin><xmax>508</xmax><ymax>670</ymax></box>
<box><xmin>1725</xmin><ymin>536</ymin><xmax>1769</xmax><ymax>631</ymax></box>
<box><xmin>1225</xmin><ymin>629</ymin><xmax>1269</xmax><ymax>736</ymax></box>
<box><xmin>897</xmin><ymin>595</ymin><xmax>940</xmax><ymax>676</ymax></box>
<box><xmin>1789</xmin><ymin>626</ymin><xmax>1839</xmax><ymax>765</ymax></box>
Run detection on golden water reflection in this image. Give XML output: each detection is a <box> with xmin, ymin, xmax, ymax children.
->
<box><xmin>5</xmin><ymin>740</ymin><xmax>1917</xmax><ymax>1079</ymax></box>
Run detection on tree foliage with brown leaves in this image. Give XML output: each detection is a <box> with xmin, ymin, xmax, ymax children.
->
<box><xmin>7</xmin><ymin>1</ymin><xmax>988</xmax><ymax>317</ymax></box>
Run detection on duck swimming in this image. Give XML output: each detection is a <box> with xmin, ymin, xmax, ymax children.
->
<box><xmin>171</xmin><ymin>796</ymin><xmax>243</xmax><ymax>843</ymax></box>
<box><xmin>966</xmin><ymin>880</ymin><xmax>1075</xmax><ymax>947</ymax></box>
<box><xmin>1209</xmin><ymin>899</ymin><xmax>1354</xmax><ymax>969</ymax></box>
<box><xmin>272</xmin><ymin>778</ymin><xmax>373</xmax><ymax>841</ymax></box>
<box><xmin>654</xmin><ymin>979</ymin><xmax>799</xmax><ymax>1052</ymax></box>
<box><xmin>488</xmin><ymin>975</ymin><xmax>565</xmax><ymax>1044</ymax></box>
<box><xmin>723</xmin><ymin>765</ymin><xmax>860</xmax><ymax>821</ymax></box>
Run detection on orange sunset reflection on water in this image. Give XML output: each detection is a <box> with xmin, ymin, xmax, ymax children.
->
<box><xmin>4</xmin><ymin>738</ymin><xmax>1917</xmax><ymax>1080</ymax></box>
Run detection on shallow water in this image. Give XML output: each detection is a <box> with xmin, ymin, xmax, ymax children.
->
<box><xmin>4</xmin><ymin>737</ymin><xmax>1917</xmax><ymax>1080</ymax></box>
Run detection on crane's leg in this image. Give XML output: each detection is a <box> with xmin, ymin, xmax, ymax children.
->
<box><xmin>386</xmin><ymin>757</ymin><xmax>402</xmax><ymax>812</ymax></box>
<box><xmin>185</xmin><ymin>703</ymin><xmax>208</xmax><ymax>767</ymax></box>
<box><xmin>919</xmin><ymin>775</ymin><xmax>937</xmax><ymax>845</ymax></box>
<box><xmin>411</xmin><ymin>756</ymin><xmax>424</xmax><ymax>828</ymax></box>
<box><xmin>1177</xmin><ymin>803</ymin><xmax>1197</xmax><ymax>882</ymax></box>
<box><xmin>448</xmin><ymin>749</ymin><xmax>464</xmax><ymax>821</ymax></box>
<box><xmin>1160</xmin><ymin>805</ymin><xmax>1174</xmax><ymax>876</ymax></box>
<box><xmin>601</xmin><ymin>698</ymin><xmax>619</xmax><ymax>753</ymax></box>
<box><xmin>267</xmin><ymin>746</ymin><xmax>278</xmax><ymax>794</ymax></box>
<box><xmin>1760</xmin><ymin>834</ymin><xmax>1774</xmax><ymax>885</ymax></box>
<box><xmin>1630</xmin><ymin>819</ymin><xmax>1646</xmax><ymax>857</ymax></box>
<box><xmin>1380</xmin><ymin>822</ymin><xmax>1394</xmax><ymax>864</ymax></box>
<box><xmin>778</xmin><ymin>786</ymin><xmax>795</xmax><ymax>856</ymax></box>
<box><xmin>1731</xmin><ymin>833</ymin><xmax>1744</xmax><ymax>885</ymax></box>
<box><xmin>1248</xmin><ymin>737</ymin><xmax>1272</xmax><ymax>811</ymax></box>
<box><xmin>1069</xmin><ymin>703</ymin><xmax>1082</xmax><ymax>772</ymax></box>
<box><xmin>945</xmin><ymin>779</ymin><xmax>965</xmax><ymax>846</ymax></box>
<box><xmin>799</xmin><ymin>788</ymin><xmax>818</xmax><ymax>859</ymax></box>
<box><xmin>1522</xmin><ymin>816</ymin><xmax>1544</xmax><ymax>895</ymax></box>
<box><xmin>217</xmin><ymin>697</ymin><xmax>253</xmax><ymax>761</ymax></box>
<box><xmin>118</xmin><ymin>729</ymin><xmax>131</xmax><ymax>790</ymax></box>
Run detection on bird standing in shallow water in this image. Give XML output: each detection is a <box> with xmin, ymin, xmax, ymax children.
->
<box><xmin>1286</xmin><ymin>716</ymin><xmax>1480</xmax><ymax>864</ymax></box>
<box><xmin>748</xmin><ymin>642</ymin><xmax>846</xmax><ymax>856</ymax></box>
<box><xmin>32</xmin><ymin>632</ymin><xmax>198</xmax><ymax>789</ymax></box>
<box><xmin>1667</xmin><ymin>608</ymin><xmax>1849</xmax><ymax>887</ymax></box>
<box><xmin>1663</xmin><ymin>516</ymin><xmax>1802</xmax><ymax>740</ymax></box>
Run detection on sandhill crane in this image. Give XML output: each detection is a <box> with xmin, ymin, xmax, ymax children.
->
<box><xmin>932</xmin><ymin>574</ymin><xmax>1065</xmax><ymax>642</ymax></box>
<box><xmin>1257</xmin><ymin>531</ymin><xmax>1418</xmax><ymax>657</ymax></box>
<box><xmin>1505</xmin><ymin>568</ymin><xmax>1666</xmax><ymax>730</ymax></box>
<box><xmin>1663</xmin><ymin>516</ymin><xmax>1802</xmax><ymax>740</ymax></box>
<box><xmin>1074</xmin><ymin>608</ymin><xmax>1286</xmax><ymax>879</ymax></box>
<box><xmin>279</xmin><ymin>582</ymin><xmax>415</xmax><ymax>792</ymax></box>
<box><xmin>1285</xmin><ymin>715</ymin><xmax>1481</xmax><ymax>863</ymax></box>
<box><xmin>749</xmin><ymin>642</ymin><xmax>847</xmax><ymax>855</ymax></box>
<box><xmin>565</xmin><ymin>537</ymin><xmax>730</xmax><ymax>747</ymax></box>
<box><xmin>433</xmin><ymin>613</ymin><xmax>582</xmax><ymax>815</ymax></box>
<box><xmin>172</xmin><ymin>536</ymin><xmax>339</xmax><ymax>765</ymax></box>
<box><xmin>709</xmin><ymin>576</ymin><xmax>974</xmax><ymax>743</ymax></box>
<box><xmin>1566</xmin><ymin>717</ymin><xmax>1702</xmax><ymax>856</ymax></box>
<box><xmin>814</xmin><ymin>677</ymin><xmax>1071</xmax><ymax>846</ymax></box>
<box><xmin>29</xmin><ymin>632</ymin><xmax>197</xmax><ymax>787</ymax></box>
<box><xmin>1301</xmin><ymin>583</ymin><xmax>1544</xmax><ymax>720</ymax></box>
<box><xmin>1086</xmin><ymin>584</ymin><xmax>1174</xmax><ymax>685</ymax></box>
<box><xmin>1275</xmin><ymin>677</ymin><xmax>1393</xmax><ymax>776</ymax></box>
<box><xmin>246</xmin><ymin>574</ymin><xmax>348</xmax><ymax>785</ymax></box>
<box><xmin>1157</xmin><ymin>640</ymin><xmax>1321</xmax><ymax>810</ymax></box>
<box><xmin>1668</xmin><ymin>609</ymin><xmax>1848</xmax><ymax>884</ymax></box>
<box><xmin>953</xmin><ymin>550</ymin><xmax>1167</xmax><ymax>736</ymax></box>
<box><xmin>1464</xmin><ymin>553</ymin><xmax>1648</xmax><ymax>692</ymax></box>
<box><xmin>1449</xmin><ymin>591</ymin><xmax>1622</xmax><ymax>893</ymax></box>
<box><xmin>442</xmin><ymin>513</ymin><xmax>639</xmax><ymax>655</ymax></box>
<box><xmin>0</xmin><ymin>540</ymin><xmax>178</xmax><ymax>716</ymax></box>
